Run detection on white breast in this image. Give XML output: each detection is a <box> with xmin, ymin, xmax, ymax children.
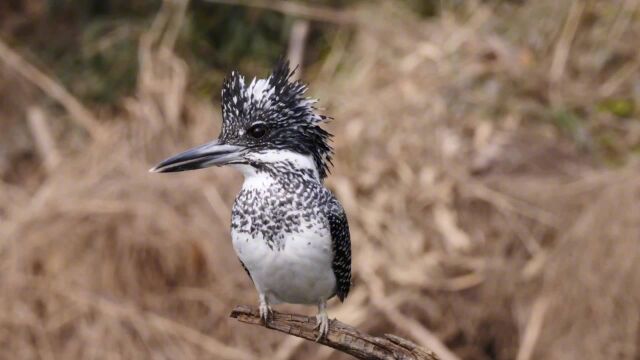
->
<box><xmin>230</xmin><ymin>151</ymin><xmax>335</xmax><ymax>305</ymax></box>
<box><xmin>232</xmin><ymin>216</ymin><xmax>336</xmax><ymax>305</ymax></box>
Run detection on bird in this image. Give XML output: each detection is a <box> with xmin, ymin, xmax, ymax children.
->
<box><xmin>150</xmin><ymin>59</ymin><xmax>351</xmax><ymax>340</ymax></box>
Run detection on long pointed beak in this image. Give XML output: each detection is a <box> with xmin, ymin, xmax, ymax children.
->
<box><xmin>149</xmin><ymin>140</ymin><xmax>245</xmax><ymax>173</ymax></box>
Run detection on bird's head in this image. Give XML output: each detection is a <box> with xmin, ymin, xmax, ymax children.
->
<box><xmin>150</xmin><ymin>60</ymin><xmax>333</xmax><ymax>179</ymax></box>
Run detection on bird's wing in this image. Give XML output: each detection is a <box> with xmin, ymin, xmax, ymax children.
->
<box><xmin>327</xmin><ymin>202</ymin><xmax>352</xmax><ymax>302</ymax></box>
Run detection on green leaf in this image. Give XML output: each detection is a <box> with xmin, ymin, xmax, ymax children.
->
<box><xmin>598</xmin><ymin>98</ymin><xmax>635</xmax><ymax>118</ymax></box>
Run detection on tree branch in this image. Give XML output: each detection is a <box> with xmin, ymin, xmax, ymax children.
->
<box><xmin>203</xmin><ymin>0</ymin><xmax>356</xmax><ymax>25</ymax></box>
<box><xmin>0</xmin><ymin>37</ymin><xmax>104</xmax><ymax>140</ymax></box>
<box><xmin>230</xmin><ymin>305</ymin><xmax>441</xmax><ymax>360</ymax></box>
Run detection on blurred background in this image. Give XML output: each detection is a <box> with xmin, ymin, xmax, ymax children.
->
<box><xmin>1</xmin><ymin>0</ymin><xmax>639</xmax><ymax>359</ymax></box>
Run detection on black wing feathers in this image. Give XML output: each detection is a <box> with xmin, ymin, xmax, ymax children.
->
<box><xmin>328</xmin><ymin>207</ymin><xmax>351</xmax><ymax>302</ymax></box>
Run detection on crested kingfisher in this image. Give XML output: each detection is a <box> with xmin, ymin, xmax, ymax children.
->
<box><xmin>150</xmin><ymin>60</ymin><xmax>351</xmax><ymax>339</ymax></box>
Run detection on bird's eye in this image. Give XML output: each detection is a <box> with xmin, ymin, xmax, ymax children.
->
<box><xmin>247</xmin><ymin>123</ymin><xmax>268</xmax><ymax>139</ymax></box>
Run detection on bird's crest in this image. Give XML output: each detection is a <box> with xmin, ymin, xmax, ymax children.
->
<box><xmin>219</xmin><ymin>59</ymin><xmax>333</xmax><ymax>178</ymax></box>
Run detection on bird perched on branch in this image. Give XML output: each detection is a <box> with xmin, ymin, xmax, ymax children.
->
<box><xmin>150</xmin><ymin>60</ymin><xmax>351</xmax><ymax>340</ymax></box>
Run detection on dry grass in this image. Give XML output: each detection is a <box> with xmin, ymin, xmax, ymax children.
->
<box><xmin>1</xmin><ymin>1</ymin><xmax>640</xmax><ymax>359</ymax></box>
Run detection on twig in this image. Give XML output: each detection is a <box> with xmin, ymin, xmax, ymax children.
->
<box><xmin>549</xmin><ymin>0</ymin><xmax>584</xmax><ymax>85</ymax></box>
<box><xmin>516</xmin><ymin>297</ymin><xmax>550</xmax><ymax>360</ymax></box>
<box><xmin>230</xmin><ymin>305</ymin><xmax>441</xmax><ymax>360</ymax></box>
<box><xmin>132</xmin><ymin>0</ymin><xmax>188</xmax><ymax>131</ymax></box>
<box><xmin>287</xmin><ymin>19</ymin><xmax>310</xmax><ymax>81</ymax></box>
<box><xmin>598</xmin><ymin>59</ymin><xmax>640</xmax><ymax>97</ymax></box>
<box><xmin>203</xmin><ymin>0</ymin><xmax>356</xmax><ymax>24</ymax></box>
<box><xmin>362</xmin><ymin>264</ymin><xmax>461</xmax><ymax>360</ymax></box>
<box><xmin>27</xmin><ymin>106</ymin><xmax>61</xmax><ymax>172</ymax></box>
<box><xmin>0</xmin><ymin>37</ymin><xmax>103</xmax><ymax>139</ymax></box>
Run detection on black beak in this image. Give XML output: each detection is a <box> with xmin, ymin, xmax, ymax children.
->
<box><xmin>149</xmin><ymin>140</ymin><xmax>245</xmax><ymax>173</ymax></box>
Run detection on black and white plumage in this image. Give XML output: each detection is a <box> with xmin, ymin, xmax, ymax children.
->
<box><xmin>150</xmin><ymin>60</ymin><xmax>351</xmax><ymax>339</ymax></box>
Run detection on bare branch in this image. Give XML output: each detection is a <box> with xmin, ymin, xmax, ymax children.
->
<box><xmin>0</xmin><ymin>37</ymin><xmax>104</xmax><ymax>140</ymax></box>
<box><xmin>516</xmin><ymin>297</ymin><xmax>550</xmax><ymax>360</ymax></box>
<box><xmin>26</xmin><ymin>106</ymin><xmax>60</xmax><ymax>172</ymax></box>
<box><xmin>230</xmin><ymin>305</ymin><xmax>441</xmax><ymax>360</ymax></box>
<box><xmin>203</xmin><ymin>0</ymin><xmax>356</xmax><ymax>25</ymax></box>
<box><xmin>287</xmin><ymin>19</ymin><xmax>310</xmax><ymax>81</ymax></box>
<box><xmin>550</xmin><ymin>0</ymin><xmax>584</xmax><ymax>84</ymax></box>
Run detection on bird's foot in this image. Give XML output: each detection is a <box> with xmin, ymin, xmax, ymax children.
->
<box><xmin>314</xmin><ymin>308</ymin><xmax>329</xmax><ymax>341</ymax></box>
<box><xmin>259</xmin><ymin>296</ymin><xmax>273</xmax><ymax>325</ymax></box>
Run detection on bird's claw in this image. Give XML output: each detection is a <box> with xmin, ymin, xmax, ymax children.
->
<box><xmin>314</xmin><ymin>312</ymin><xmax>330</xmax><ymax>341</ymax></box>
<box><xmin>259</xmin><ymin>302</ymin><xmax>273</xmax><ymax>324</ymax></box>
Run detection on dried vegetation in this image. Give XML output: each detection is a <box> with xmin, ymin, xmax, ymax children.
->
<box><xmin>1</xmin><ymin>1</ymin><xmax>640</xmax><ymax>359</ymax></box>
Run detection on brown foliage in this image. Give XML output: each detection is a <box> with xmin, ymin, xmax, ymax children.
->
<box><xmin>1</xmin><ymin>1</ymin><xmax>640</xmax><ymax>359</ymax></box>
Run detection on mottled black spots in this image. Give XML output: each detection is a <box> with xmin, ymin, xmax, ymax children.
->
<box><xmin>225</xmin><ymin>60</ymin><xmax>351</xmax><ymax>304</ymax></box>
<box><xmin>232</xmin><ymin>159</ymin><xmax>352</xmax><ymax>303</ymax></box>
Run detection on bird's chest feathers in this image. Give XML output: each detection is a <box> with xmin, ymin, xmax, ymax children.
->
<box><xmin>229</xmin><ymin>165</ymin><xmax>337</xmax><ymax>304</ymax></box>
<box><xmin>231</xmin><ymin>171</ymin><xmax>326</xmax><ymax>251</ymax></box>
<box><xmin>230</xmin><ymin>171</ymin><xmax>334</xmax><ymax>294</ymax></box>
